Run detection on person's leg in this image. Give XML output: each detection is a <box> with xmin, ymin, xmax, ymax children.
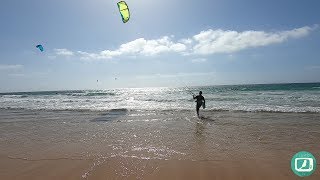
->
<box><xmin>196</xmin><ymin>106</ymin><xmax>200</xmax><ymax>117</ymax></box>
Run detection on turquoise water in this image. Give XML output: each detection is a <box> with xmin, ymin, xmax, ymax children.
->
<box><xmin>0</xmin><ymin>83</ymin><xmax>319</xmax><ymax>113</ymax></box>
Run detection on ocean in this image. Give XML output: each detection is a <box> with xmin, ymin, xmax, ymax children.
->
<box><xmin>0</xmin><ymin>83</ymin><xmax>320</xmax><ymax>113</ymax></box>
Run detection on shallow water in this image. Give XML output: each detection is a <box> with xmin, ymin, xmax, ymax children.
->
<box><xmin>1</xmin><ymin>109</ymin><xmax>319</xmax><ymax>179</ymax></box>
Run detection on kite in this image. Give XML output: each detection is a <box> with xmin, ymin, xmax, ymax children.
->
<box><xmin>36</xmin><ymin>45</ymin><xmax>44</xmax><ymax>52</ymax></box>
<box><xmin>117</xmin><ymin>1</ymin><xmax>130</xmax><ymax>23</ymax></box>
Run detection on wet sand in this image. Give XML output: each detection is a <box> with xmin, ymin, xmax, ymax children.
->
<box><xmin>0</xmin><ymin>109</ymin><xmax>319</xmax><ymax>179</ymax></box>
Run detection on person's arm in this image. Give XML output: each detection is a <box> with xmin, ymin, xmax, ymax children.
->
<box><xmin>193</xmin><ymin>95</ymin><xmax>196</xmax><ymax>99</ymax></box>
<box><xmin>203</xmin><ymin>96</ymin><xmax>205</xmax><ymax>103</ymax></box>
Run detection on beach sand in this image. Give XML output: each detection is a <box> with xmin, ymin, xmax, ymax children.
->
<box><xmin>0</xmin><ymin>109</ymin><xmax>319</xmax><ymax>179</ymax></box>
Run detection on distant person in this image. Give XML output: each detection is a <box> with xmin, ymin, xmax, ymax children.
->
<box><xmin>193</xmin><ymin>91</ymin><xmax>205</xmax><ymax>117</ymax></box>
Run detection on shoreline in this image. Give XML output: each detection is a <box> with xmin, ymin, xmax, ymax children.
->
<box><xmin>1</xmin><ymin>107</ymin><xmax>320</xmax><ymax>114</ymax></box>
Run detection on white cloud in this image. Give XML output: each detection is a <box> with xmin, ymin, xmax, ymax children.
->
<box><xmin>0</xmin><ymin>64</ymin><xmax>23</xmax><ymax>70</ymax></box>
<box><xmin>77</xmin><ymin>36</ymin><xmax>187</xmax><ymax>60</ymax></box>
<box><xmin>192</xmin><ymin>26</ymin><xmax>314</xmax><ymax>55</ymax></box>
<box><xmin>77</xmin><ymin>51</ymin><xmax>103</xmax><ymax>60</ymax></box>
<box><xmin>191</xmin><ymin>58</ymin><xmax>207</xmax><ymax>63</ymax></box>
<box><xmin>136</xmin><ymin>72</ymin><xmax>215</xmax><ymax>79</ymax></box>
<box><xmin>55</xmin><ymin>25</ymin><xmax>316</xmax><ymax>60</ymax></box>
<box><xmin>54</xmin><ymin>48</ymin><xmax>74</xmax><ymax>56</ymax></box>
<box><xmin>180</xmin><ymin>38</ymin><xmax>193</xmax><ymax>44</ymax></box>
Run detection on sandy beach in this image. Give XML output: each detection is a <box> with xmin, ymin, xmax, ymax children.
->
<box><xmin>0</xmin><ymin>108</ymin><xmax>319</xmax><ymax>179</ymax></box>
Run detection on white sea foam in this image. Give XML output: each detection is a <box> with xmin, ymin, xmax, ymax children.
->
<box><xmin>0</xmin><ymin>84</ymin><xmax>319</xmax><ymax>113</ymax></box>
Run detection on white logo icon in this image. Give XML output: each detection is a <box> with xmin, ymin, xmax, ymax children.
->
<box><xmin>295</xmin><ymin>158</ymin><xmax>314</xmax><ymax>172</ymax></box>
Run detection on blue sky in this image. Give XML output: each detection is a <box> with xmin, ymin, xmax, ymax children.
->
<box><xmin>0</xmin><ymin>0</ymin><xmax>319</xmax><ymax>92</ymax></box>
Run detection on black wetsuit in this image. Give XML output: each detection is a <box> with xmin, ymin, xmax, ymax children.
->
<box><xmin>194</xmin><ymin>95</ymin><xmax>205</xmax><ymax>111</ymax></box>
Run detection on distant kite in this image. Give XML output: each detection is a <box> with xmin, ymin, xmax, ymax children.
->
<box><xmin>36</xmin><ymin>45</ymin><xmax>44</xmax><ymax>52</ymax></box>
<box><xmin>117</xmin><ymin>1</ymin><xmax>130</xmax><ymax>23</ymax></box>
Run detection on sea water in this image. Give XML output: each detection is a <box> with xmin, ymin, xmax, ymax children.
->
<box><xmin>0</xmin><ymin>83</ymin><xmax>319</xmax><ymax>113</ymax></box>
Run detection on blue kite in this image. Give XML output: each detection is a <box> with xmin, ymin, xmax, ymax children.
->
<box><xmin>36</xmin><ymin>44</ymin><xmax>44</xmax><ymax>52</ymax></box>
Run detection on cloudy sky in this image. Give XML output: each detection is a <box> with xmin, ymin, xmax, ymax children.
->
<box><xmin>0</xmin><ymin>0</ymin><xmax>319</xmax><ymax>92</ymax></box>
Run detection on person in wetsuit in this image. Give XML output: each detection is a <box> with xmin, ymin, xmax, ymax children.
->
<box><xmin>193</xmin><ymin>91</ymin><xmax>205</xmax><ymax>117</ymax></box>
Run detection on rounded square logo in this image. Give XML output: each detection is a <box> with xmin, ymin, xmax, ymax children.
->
<box><xmin>291</xmin><ymin>151</ymin><xmax>317</xmax><ymax>177</ymax></box>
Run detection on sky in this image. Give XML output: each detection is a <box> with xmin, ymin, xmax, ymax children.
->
<box><xmin>0</xmin><ymin>0</ymin><xmax>319</xmax><ymax>92</ymax></box>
